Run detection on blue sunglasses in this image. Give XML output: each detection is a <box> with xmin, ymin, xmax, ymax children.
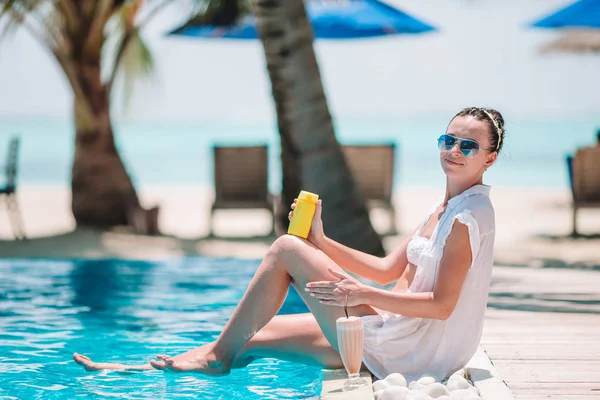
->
<box><xmin>437</xmin><ymin>134</ymin><xmax>494</xmax><ymax>158</ymax></box>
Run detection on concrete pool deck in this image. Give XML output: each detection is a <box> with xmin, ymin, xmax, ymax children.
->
<box><xmin>465</xmin><ymin>347</ymin><xmax>515</xmax><ymax>400</ymax></box>
<box><xmin>321</xmin><ymin>369</ymin><xmax>374</xmax><ymax>399</ymax></box>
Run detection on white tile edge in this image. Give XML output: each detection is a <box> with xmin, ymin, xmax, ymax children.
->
<box><xmin>321</xmin><ymin>369</ymin><xmax>374</xmax><ymax>400</ymax></box>
<box><xmin>465</xmin><ymin>346</ymin><xmax>516</xmax><ymax>400</ymax></box>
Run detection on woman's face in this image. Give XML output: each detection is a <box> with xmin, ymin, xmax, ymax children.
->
<box><xmin>439</xmin><ymin>116</ymin><xmax>497</xmax><ymax>181</ymax></box>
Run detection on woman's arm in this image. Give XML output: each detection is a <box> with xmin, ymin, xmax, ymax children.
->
<box><xmin>360</xmin><ymin>221</ymin><xmax>472</xmax><ymax>319</ymax></box>
<box><xmin>307</xmin><ymin>220</ymin><xmax>473</xmax><ymax>320</ymax></box>
<box><xmin>290</xmin><ymin>198</ymin><xmax>414</xmax><ymax>285</ymax></box>
<box><xmin>317</xmin><ymin>233</ymin><xmax>414</xmax><ymax>285</ymax></box>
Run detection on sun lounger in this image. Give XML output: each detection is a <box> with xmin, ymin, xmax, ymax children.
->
<box><xmin>0</xmin><ymin>136</ymin><xmax>26</xmax><ymax>240</ymax></box>
<box><xmin>128</xmin><ymin>205</ymin><xmax>160</xmax><ymax>235</ymax></box>
<box><xmin>567</xmin><ymin>145</ymin><xmax>600</xmax><ymax>236</ymax></box>
<box><xmin>342</xmin><ymin>143</ymin><xmax>398</xmax><ymax>235</ymax></box>
<box><xmin>210</xmin><ymin>145</ymin><xmax>274</xmax><ymax>236</ymax></box>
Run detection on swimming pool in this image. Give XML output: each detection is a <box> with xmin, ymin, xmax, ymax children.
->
<box><xmin>0</xmin><ymin>258</ymin><xmax>321</xmax><ymax>399</ymax></box>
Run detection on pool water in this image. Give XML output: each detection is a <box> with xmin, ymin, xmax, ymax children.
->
<box><xmin>0</xmin><ymin>258</ymin><xmax>321</xmax><ymax>399</ymax></box>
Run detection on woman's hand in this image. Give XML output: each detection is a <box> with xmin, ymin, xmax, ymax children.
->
<box><xmin>288</xmin><ymin>198</ymin><xmax>325</xmax><ymax>247</ymax></box>
<box><xmin>305</xmin><ymin>268</ymin><xmax>367</xmax><ymax>307</ymax></box>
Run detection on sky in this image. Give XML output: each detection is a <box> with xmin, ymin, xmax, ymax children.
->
<box><xmin>0</xmin><ymin>0</ymin><xmax>599</xmax><ymax>122</ymax></box>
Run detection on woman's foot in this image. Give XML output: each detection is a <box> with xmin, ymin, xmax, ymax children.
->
<box><xmin>150</xmin><ymin>348</ymin><xmax>231</xmax><ymax>376</ymax></box>
<box><xmin>73</xmin><ymin>353</ymin><xmax>103</xmax><ymax>371</ymax></box>
<box><xmin>73</xmin><ymin>352</ymin><xmax>155</xmax><ymax>372</ymax></box>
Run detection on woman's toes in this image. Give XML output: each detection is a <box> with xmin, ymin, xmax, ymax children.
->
<box><xmin>164</xmin><ymin>361</ymin><xmax>182</xmax><ymax>371</ymax></box>
<box><xmin>73</xmin><ymin>353</ymin><xmax>90</xmax><ymax>364</ymax></box>
<box><xmin>162</xmin><ymin>357</ymin><xmax>177</xmax><ymax>369</ymax></box>
<box><xmin>150</xmin><ymin>360</ymin><xmax>166</xmax><ymax>370</ymax></box>
<box><xmin>156</xmin><ymin>354</ymin><xmax>175</xmax><ymax>365</ymax></box>
<box><xmin>73</xmin><ymin>353</ymin><xmax>97</xmax><ymax>371</ymax></box>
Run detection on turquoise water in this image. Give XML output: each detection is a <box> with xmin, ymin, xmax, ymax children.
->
<box><xmin>0</xmin><ymin>115</ymin><xmax>598</xmax><ymax>190</ymax></box>
<box><xmin>0</xmin><ymin>258</ymin><xmax>320</xmax><ymax>399</ymax></box>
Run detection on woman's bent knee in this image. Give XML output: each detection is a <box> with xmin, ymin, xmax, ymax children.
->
<box><xmin>271</xmin><ymin>234</ymin><xmax>312</xmax><ymax>255</ymax></box>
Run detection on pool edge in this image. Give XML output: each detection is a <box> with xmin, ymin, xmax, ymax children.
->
<box><xmin>320</xmin><ymin>346</ymin><xmax>514</xmax><ymax>400</ymax></box>
<box><xmin>320</xmin><ymin>369</ymin><xmax>374</xmax><ymax>399</ymax></box>
<box><xmin>465</xmin><ymin>346</ymin><xmax>515</xmax><ymax>400</ymax></box>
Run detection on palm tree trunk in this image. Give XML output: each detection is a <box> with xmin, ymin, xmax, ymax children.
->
<box><xmin>71</xmin><ymin>57</ymin><xmax>140</xmax><ymax>227</ymax></box>
<box><xmin>253</xmin><ymin>0</ymin><xmax>384</xmax><ymax>256</ymax></box>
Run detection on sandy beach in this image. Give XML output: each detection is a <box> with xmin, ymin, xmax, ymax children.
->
<box><xmin>0</xmin><ymin>184</ymin><xmax>599</xmax><ymax>268</ymax></box>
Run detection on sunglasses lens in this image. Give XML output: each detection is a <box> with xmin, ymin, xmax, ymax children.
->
<box><xmin>438</xmin><ymin>135</ymin><xmax>456</xmax><ymax>150</ymax></box>
<box><xmin>460</xmin><ymin>140</ymin><xmax>480</xmax><ymax>158</ymax></box>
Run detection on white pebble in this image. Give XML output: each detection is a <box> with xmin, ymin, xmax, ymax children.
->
<box><xmin>463</xmin><ymin>396</ymin><xmax>482</xmax><ymax>400</ymax></box>
<box><xmin>447</xmin><ymin>374</ymin><xmax>466</xmax><ymax>383</ymax></box>
<box><xmin>384</xmin><ymin>372</ymin><xmax>408</xmax><ymax>387</ymax></box>
<box><xmin>418</xmin><ymin>375</ymin><xmax>437</xmax><ymax>386</ymax></box>
<box><xmin>380</xmin><ymin>386</ymin><xmax>410</xmax><ymax>400</ymax></box>
<box><xmin>409</xmin><ymin>381</ymin><xmax>426</xmax><ymax>390</ymax></box>
<box><xmin>447</xmin><ymin>389</ymin><xmax>474</xmax><ymax>399</ymax></box>
<box><xmin>407</xmin><ymin>391</ymin><xmax>433</xmax><ymax>400</ymax></box>
<box><xmin>373</xmin><ymin>379</ymin><xmax>392</xmax><ymax>392</ymax></box>
<box><xmin>445</xmin><ymin>380</ymin><xmax>460</xmax><ymax>392</ymax></box>
<box><xmin>451</xmin><ymin>369</ymin><xmax>465</xmax><ymax>378</ymax></box>
<box><xmin>447</xmin><ymin>375</ymin><xmax>470</xmax><ymax>390</ymax></box>
<box><xmin>467</xmin><ymin>386</ymin><xmax>479</xmax><ymax>395</ymax></box>
<box><xmin>436</xmin><ymin>397</ymin><xmax>451</xmax><ymax>400</ymax></box>
<box><xmin>425</xmin><ymin>382</ymin><xmax>450</xmax><ymax>398</ymax></box>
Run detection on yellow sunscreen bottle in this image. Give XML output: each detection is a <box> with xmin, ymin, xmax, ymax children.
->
<box><xmin>287</xmin><ymin>190</ymin><xmax>319</xmax><ymax>239</ymax></box>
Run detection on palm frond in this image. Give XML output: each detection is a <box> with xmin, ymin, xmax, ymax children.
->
<box><xmin>121</xmin><ymin>31</ymin><xmax>154</xmax><ymax>114</ymax></box>
<box><xmin>0</xmin><ymin>0</ymin><xmax>47</xmax><ymax>44</ymax></box>
<box><xmin>171</xmin><ymin>0</ymin><xmax>249</xmax><ymax>34</ymax></box>
<box><xmin>103</xmin><ymin>0</ymin><xmax>156</xmax><ymax>113</ymax></box>
<box><xmin>0</xmin><ymin>12</ymin><xmax>22</xmax><ymax>41</ymax></box>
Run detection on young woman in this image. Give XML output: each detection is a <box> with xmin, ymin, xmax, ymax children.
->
<box><xmin>74</xmin><ymin>107</ymin><xmax>505</xmax><ymax>383</ymax></box>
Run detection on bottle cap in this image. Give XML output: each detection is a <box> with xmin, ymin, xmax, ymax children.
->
<box><xmin>298</xmin><ymin>190</ymin><xmax>319</xmax><ymax>203</ymax></box>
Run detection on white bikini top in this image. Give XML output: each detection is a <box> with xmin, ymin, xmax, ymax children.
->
<box><xmin>406</xmin><ymin>236</ymin><xmax>430</xmax><ymax>266</ymax></box>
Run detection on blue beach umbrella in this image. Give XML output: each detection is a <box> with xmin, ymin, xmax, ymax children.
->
<box><xmin>170</xmin><ymin>0</ymin><xmax>436</xmax><ymax>39</ymax></box>
<box><xmin>531</xmin><ymin>0</ymin><xmax>600</xmax><ymax>29</ymax></box>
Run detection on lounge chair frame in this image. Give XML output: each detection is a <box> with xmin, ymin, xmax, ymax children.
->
<box><xmin>342</xmin><ymin>143</ymin><xmax>397</xmax><ymax>235</ymax></box>
<box><xmin>567</xmin><ymin>146</ymin><xmax>600</xmax><ymax>236</ymax></box>
<box><xmin>0</xmin><ymin>136</ymin><xmax>26</xmax><ymax>240</ymax></box>
<box><xmin>210</xmin><ymin>145</ymin><xmax>275</xmax><ymax>236</ymax></box>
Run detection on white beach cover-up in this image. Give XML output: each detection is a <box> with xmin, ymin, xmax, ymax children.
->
<box><xmin>361</xmin><ymin>184</ymin><xmax>496</xmax><ymax>382</ymax></box>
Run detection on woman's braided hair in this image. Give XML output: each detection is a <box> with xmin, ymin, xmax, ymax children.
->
<box><xmin>453</xmin><ymin>107</ymin><xmax>505</xmax><ymax>154</ymax></box>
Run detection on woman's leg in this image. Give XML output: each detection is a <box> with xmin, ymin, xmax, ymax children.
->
<box><xmin>73</xmin><ymin>313</ymin><xmax>343</xmax><ymax>371</ymax></box>
<box><xmin>232</xmin><ymin>313</ymin><xmax>343</xmax><ymax>369</ymax></box>
<box><xmin>151</xmin><ymin>235</ymin><xmax>379</xmax><ymax>374</ymax></box>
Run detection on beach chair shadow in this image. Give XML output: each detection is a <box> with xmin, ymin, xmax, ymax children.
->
<box><xmin>342</xmin><ymin>143</ymin><xmax>398</xmax><ymax>235</ymax></box>
<box><xmin>210</xmin><ymin>145</ymin><xmax>275</xmax><ymax>237</ymax></box>
<box><xmin>0</xmin><ymin>136</ymin><xmax>26</xmax><ymax>240</ymax></box>
<box><xmin>566</xmin><ymin>145</ymin><xmax>600</xmax><ymax>236</ymax></box>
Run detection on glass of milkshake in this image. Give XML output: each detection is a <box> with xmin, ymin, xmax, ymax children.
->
<box><xmin>336</xmin><ymin>302</ymin><xmax>368</xmax><ymax>391</ymax></box>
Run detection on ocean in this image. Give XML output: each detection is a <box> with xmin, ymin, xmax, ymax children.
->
<box><xmin>0</xmin><ymin>115</ymin><xmax>598</xmax><ymax>191</ymax></box>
